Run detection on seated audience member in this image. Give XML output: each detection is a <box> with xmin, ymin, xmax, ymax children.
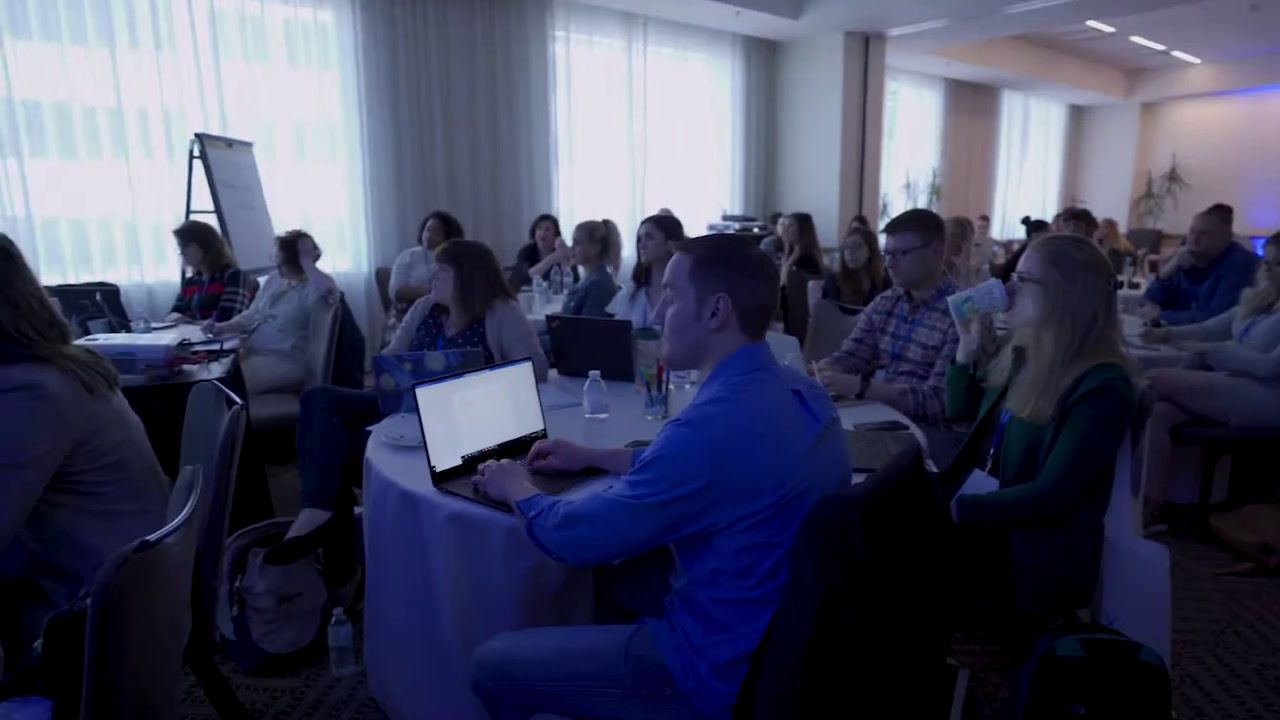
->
<box><xmin>390</xmin><ymin>210</ymin><xmax>463</xmax><ymax>310</ymax></box>
<box><xmin>1095</xmin><ymin>217</ymin><xmax>1138</xmax><ymax>275</ymax></box>
<box><xmin>283</xmin><ymin>239</ymin><xmax>547</xmax><ymax>552</ymax></box>
<box><xmin>560</xmin><ymin>220</ymin><xmax>619</xmax><ymax>317</ymax></box>
<box><xmin>1059</xmin><ymin>206</ymin><xmax>1100</xmax><ymax>239</ymax></box>
<box><xmin>608</xmin><ymin>213</ymin><xmax>683</xmax><ymax>330</ymax></box>
<box><xmin>816</xmin><ymin>209</ymin><xmax>960</xmax><ymax>423</ymax></box>
<box><xmin>821</xmin><ymin>225</ymin><xmax>886</xmax><ymax>307</ymax></box>
<box><xmin>944</xmin><ymin>215</ymin><xmax>976</xmax><ymax>288</ymax></box>
<box><xmin>165</xmin><ymin>220</ymin><xmax>250</xmax><ymax>323</ymax></box>
<box><xmin>997</xmin><ymin>217</ymin><xmax>1051</xmax><ymax>284</ymax></box>
<box><xmin>511</xmin><ymin>213</ymin><xmax>577</xmax><ymax>291</ymax></box>
<box><xmin>849</xmin><ymin>214</ymin><xmax>870</xmax><ymax>231</ymax></box>
<box><xmin>971</xmin><ymin>213</ymin><xmax>995</xmax><ymax>276</ymax></box>
<box><xmin>0</xmin><ymin>233</ymin><xmax>169</xmax><ymax>668</ymax></box>
<box><xmin>758</xmin><ymin>211</ymin><xmax>784</xmax><ymax>260</ymax></box>
<box><xmin>1140</xmin><ymin>204</ymin><xmax>1260</xmax><ymax>326</ymax></box>
<box><xmin>208</xmin><ymin>230</ymin><xmax>339</xmax><ymax>396</ymax></box>
<box><xmin>947</xmin><ymin>233</ymin><xmax>1137</xmax><ymax>616</ymax></box>
<box><xmin>778</xmin><ymin>212</ymin><xmax>825</xmax><ymax>278</ymax></box>
<box><xmin>1140</xmin><ymin>231</ymin><xmax>1280</xmax><ymax>520</ymax></box>
<box><xmin>470</xmin><ymin>235</ymin><xmax>850</xmax><ymax>720</ymax></box>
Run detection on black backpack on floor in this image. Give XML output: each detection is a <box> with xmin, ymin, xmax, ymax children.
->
<box><xmin>1013</xmin><ymin>624</ymin><xmax>1171</xmax><ymax>720</ymax></box>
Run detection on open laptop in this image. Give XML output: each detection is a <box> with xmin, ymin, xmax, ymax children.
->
<box><xmin>412</xmin><ymin>357</ymin><xmax>602</xmax><ymax>512</ymax></box>
<box><xmin>547</xmin><ymin>314</ymin><xmax>635</xmax><ymax>382</ymax></box>
<box><xmin>374</xmin><ymin>349</ymin><xmax>486</xmax><ymax>414</ymax></box>
<box><xmin>845</xmin><ymin>425</ymin><xmax>969</xmax><ymax>473</ymax></box>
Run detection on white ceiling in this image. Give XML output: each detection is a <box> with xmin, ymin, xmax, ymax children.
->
<box><xmin>579</xmin><ymin>0</ymin><xmax>1280</xmax><ymax>104</ymax></box>
<box><xmin>1021</xmin><ymin>0</ymin><xmax>1280</xmax><ymax>71</ymax></box>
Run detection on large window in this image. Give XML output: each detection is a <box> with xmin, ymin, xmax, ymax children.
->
<box><xmin>0</xmin><ymin>0</ymin><xmax>367</xmax><ymax>316</ymax></box>
<box><xmin>550</xmin><ymin>1</ymin><xmax>751</xmax><ymax>263</ymax></box>
<box><xmin>879</xmin><ymin>71</ymin><xmax>945</xmax><ymax>222</ymax></box>
<box><xmin>990</xmin><ymin>89</ymin><xmax>1069</xmax><ymax>240</ymax></box>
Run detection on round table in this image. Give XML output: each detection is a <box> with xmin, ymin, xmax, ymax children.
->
<box><xmin>520</xmin><ymin>293</ymin><xmax>566</xmax><ymax>333</ymax></box>
<box><xmin>362</xmin><ymin>376</ymin><xmax>915</xmax><ymax>720</ymax></box>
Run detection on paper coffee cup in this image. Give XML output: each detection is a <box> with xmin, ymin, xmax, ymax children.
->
<box><xmin>947</xmin><ymin>278</ymin><xmax>1010</xmax><ymax>323</ymax></box>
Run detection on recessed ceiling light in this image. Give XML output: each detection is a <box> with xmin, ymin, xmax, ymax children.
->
<box><xmin>885</xmin><ymin>18</ymin><xmax>951</xmax><ymax>37</ymax></box>
<box><xmin>1170</xmin><ymin>50</ymin><xmax>1203</xmax><ymax>64</ymax></box>
<box><xmin>1128</xmin><ymin>35</ymin><xmax>1168</xmax><ymax>51</ymax></box>
<box><xmin>1002</xmin><ymin>0</ymin><xmax>1074</xmax><ymax>14</ymax></box>
<box><xmin>1084</xmin><ymin>19</ymin><xmax>1116</xmax><ymax>33</ymax></box>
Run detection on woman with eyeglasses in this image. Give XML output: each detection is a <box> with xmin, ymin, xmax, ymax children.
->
<box><xmin>1139</xmin><ymin>230</ymin><xmax>1280</xmax><ymax>527</ymax></box>
<box><xmin>946</xmin><ymin>233</ymin><xmax>1138</xmax><ymax>617</ymax></box>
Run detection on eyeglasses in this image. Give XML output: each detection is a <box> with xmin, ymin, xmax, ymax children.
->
<box><xmin>1010</xmin><ymin>271</ymin><xmax>1047</xmax><ymax>286</ymax></box>
<box><xmin>882</xmin><ymin>244</ymin><xmax>932</xmax><ymax>262</ymax></box>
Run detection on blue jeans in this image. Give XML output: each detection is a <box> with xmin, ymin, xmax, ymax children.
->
<box><xmin>471</xmin><ymin>624</ymin><xmax>706</xmax><ymax>720</ymax></box>
<box><xmin>296</xmin><ymin>386</ymin><xmax>385</xmax><ymax>511</ymax></box>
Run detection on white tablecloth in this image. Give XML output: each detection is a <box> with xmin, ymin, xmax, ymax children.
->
<box><xmin>363</xmin><ymin>375</ymin><xmax>913</xmax><ymax>720</ymax></box>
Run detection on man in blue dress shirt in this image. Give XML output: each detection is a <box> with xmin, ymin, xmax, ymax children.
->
<box><xmin>1139</xmin><ymin>203</ymin><xmax>1260</xmax><ymax>326</ymax></box>
<box><xmin>471</xmin><ymin>235</ymin><xmax>850</xmax><ymax>720</ymax></box>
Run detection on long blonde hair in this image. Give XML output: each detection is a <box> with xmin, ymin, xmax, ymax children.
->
<box><xmin>0</xmin><ymin>233</ymin><xmax>119</xmax><ymax>393</ymax></box>
<box><xmin>988</xmin><ymin>234</ymin><xmax>1131</xmax><ymax>423</ymax></box>
<box><xmin>1237</xmin><ymin>232</ymin><xmax>1280</xmax><ymax>320</ymax></box>
<box><xmin>574</xmin><ymin>219</ymin><xmax>620</xmax><ymax>273</ymax></box>
<box><xmin>1097</xmin><ymin>218</ymin><xmax>1135</xmax><ymax>254</ymax></box>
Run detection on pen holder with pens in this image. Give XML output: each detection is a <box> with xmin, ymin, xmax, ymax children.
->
<box><xmin>640</xmin><ymin>364</ymin><xmax>670</xmax><ymax>420</ymax></box>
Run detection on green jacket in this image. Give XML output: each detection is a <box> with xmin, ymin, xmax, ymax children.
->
<box><xmin>945</xmin><ymin>361</ymin><xmax>1137</xmax><ymax>617</ymax></box>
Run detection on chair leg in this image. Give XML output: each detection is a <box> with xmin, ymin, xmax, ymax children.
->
<box><xmin>186</xmin><ymin>644</ymin><xmax>252</xmax><ymax>720</ymax></box>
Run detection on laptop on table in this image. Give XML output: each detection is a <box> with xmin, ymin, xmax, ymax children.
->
<box><xmin>547</xmin><ymin>315</ymin><xmax>635</xmax><ymax>382</ymax></box>
<box><xmin>374</xmin><ymin>349</ymin><xmax>487</xmax><ymax>414</ymax></box>
<box><xmin>412</xmin><ymin>357</ymin><xmax>602</xmax><ymax>512</ymax></box>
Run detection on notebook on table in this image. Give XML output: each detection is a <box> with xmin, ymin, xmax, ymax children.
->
<box><xmin>412</xmin><ymin>357</ymin><xmax>603</xmax><ymax>512</ymax></box>
<box><xmin>374</xmin><ymin>349</ymin><xmax>487</xmax><ymax>414</ymax></box>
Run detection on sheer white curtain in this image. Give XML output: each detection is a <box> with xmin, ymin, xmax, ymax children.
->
<box><xmin>879</xmin><ymin>70</ymin><xmax>945</xmax><ymax>222</ymax></box>
<box><xmin>0</xmin><ymin>0</ymin><xmax>369</xmax><ymax>320</ymax></box>
<box><xmin>353</xmin><ymin>0</ymin><xmax>553</xmax><ymax>275</ymax></box>
<box><xmin>550</xmin><ymin>1</ymin><xmax>760</xmax><ymax>264</ymax></box>
<box><xmin>990</xmin><ymin>89</ymin><xmax>1069</xmax><ymax>241</ymax></box>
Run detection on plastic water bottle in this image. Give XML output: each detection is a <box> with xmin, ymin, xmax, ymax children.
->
<box><xmin>583</xmin><ymin>370</ymin><xmax>610</xmax><ymax>419</ymax></box>
<box><xmin>551</xmin><ymin>264</ymin><xmax>565</xmax><ymax>296</ymax></box>
<box><xmin>328</xmin><ymin>607</ymin><xmax>356</xmax><ymax>678</ymax></box>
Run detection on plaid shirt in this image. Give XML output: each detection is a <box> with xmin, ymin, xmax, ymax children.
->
<box><xmin>169</xmin><ymin>266</ymin><xmax>250</xmax><ymax>322</ymax></box>
<box><xmin>825</xmin><ymin>279</ymin><xmax>960</xmax><ymax>423</ymax></box>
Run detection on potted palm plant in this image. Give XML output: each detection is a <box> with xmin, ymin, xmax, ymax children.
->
<box><xmin>1129</xmin><ymin>155</ymin><xmax>1191</xmax><ymax>254</ymax></box>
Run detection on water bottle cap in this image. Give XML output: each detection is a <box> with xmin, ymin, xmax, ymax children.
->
<box><xmin>333</xmin><ymin>607</ymin><xmax>346</xmax><ymax>618</ymax></box>
<box><xmin>588</xmin><ymin>370</ymin><xmax>602</xmax><ymax>379</ymax></box>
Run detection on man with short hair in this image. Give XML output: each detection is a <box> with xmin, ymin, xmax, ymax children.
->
<box><xmin>817</xmin><ymin>208</ymin><xmax>960</xmax><ymax>424</ymax></box>
<box><xmin>1140</xmin><ymin>203</ymin><xmax>1260</xmax><ymax>326</ymax></box>
<box><xmin>758</xmin><ymin>211</ymin><xmax>785</xmax><ymax>261</ymax></box>
<box><xmin>471</xmin><ymin>235</ymin><xmax>850</xmax><ymax>720</ymax></box>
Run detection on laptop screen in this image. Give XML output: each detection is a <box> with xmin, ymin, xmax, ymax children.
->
<box><xmin>413</xmin><ymin>358</ymin><xmax>546</xmax><ymax>476</ymax></box>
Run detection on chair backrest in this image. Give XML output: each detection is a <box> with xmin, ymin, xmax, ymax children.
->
<box><xmin>81</xmin><ymin>466</ymin><xmax>206</xmax><ymax>720</ymax></box>
<box><xmin>803</xmin><ymin>299</ymin><xmax>860</xmax><ymax>364</ymax></box>
<box><xmin>1092</xmin><ymin>432</ymin><xmax>1172</xmax><ymax>664</ymax></box>
<box><xmin>784</xmin><ymin>268</ymin><xmax>821</xmax><ymax>343</ymax></box>
<box><xmin>308</xmin><ymin>297</ymin><xmax>342</xmax><ymax>387</ymax></box>
<box><xmin>179</xmin><ymin>381</ymin><xmax>247</xmax><ymax>643</ymax></box>
<box><xmin>375</xmin><ymin>266</ymin><xmax>392</xmax><ymax>314</ymax></box>
<box><xmin>765</xmin><ymin>331</ymin><xmax>802</xmax><ymax>366</ymax></box>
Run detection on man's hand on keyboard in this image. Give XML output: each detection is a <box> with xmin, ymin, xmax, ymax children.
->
<box><xmin>475</xmin><ymin>459</ymin><xmax>540</xmax><ymax>505</ymax></box>
<box><xmin>527</xmin><ymin>438</ymin><xmax>592</xmax><ymax>473</ymax></box>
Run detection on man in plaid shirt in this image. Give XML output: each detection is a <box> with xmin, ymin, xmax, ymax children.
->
<box><xmin>817</xmin><ymin>209</ymin><xmax>960</xmax><ymax>423</ymax></box>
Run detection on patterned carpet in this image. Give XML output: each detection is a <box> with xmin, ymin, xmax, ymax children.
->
<box><xmin>179</xmin><ymin>537</ymin><xmax>1280</xmax><ymax>720</ymax></box>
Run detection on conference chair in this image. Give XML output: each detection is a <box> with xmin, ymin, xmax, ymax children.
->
<box><xmin>1092</xmin><ymin>433</ymin><xmax>1172</xmax><ymax>665</ymax></box>
<box><xmin>783</xmin><ymin>268</ymin><xmax>822</xmax><ymax>344</ymax></box>
<box><xmin>375</xmin><ymin>266</ymin><xmax>393</xmax><ymax>315</ymax></box>
<box><xmin>1170</xmin><ymin>420</ymin><xmax>1280</xmax><ymax>511</ymax></box>
<box><xmin>0</xmin><ymin>468</ymin><xmax>208</xmax><ymax>720</ymax></box>
<box><xmin>803</xmin><ymin>299</ymin><xmax>860</xmax><ymax>365</ymax></box>
<box><xmin>179</xmin><ymin>382</ymin><xmax>250</xmax><ymax>719</ymax></box>
<box><xmin>249</xmin><ymin>296</ymin><xmax>342</xmax><ymax>433</ymax></box>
